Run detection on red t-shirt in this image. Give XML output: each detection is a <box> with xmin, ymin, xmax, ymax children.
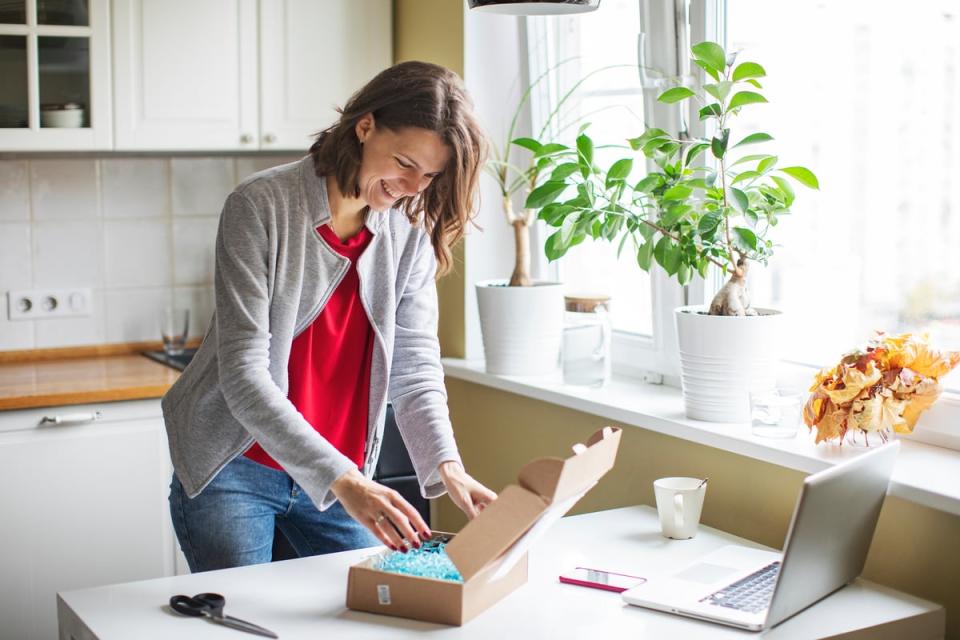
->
<box><xmin>244</xmin><ymin>223</ymin><xmax>375</xmax><ymax>471</ymax></box>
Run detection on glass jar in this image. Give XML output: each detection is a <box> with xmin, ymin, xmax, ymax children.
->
<box><xmin>562</xmin><ymin>295</ymin><xmax>611</xmax><ymax>387</ymax></box>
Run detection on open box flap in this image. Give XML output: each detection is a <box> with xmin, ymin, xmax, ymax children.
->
<box><xmin>445</xmin><ymin>427</ymin><xmax>621</xmax><ymax>582</ymax></box>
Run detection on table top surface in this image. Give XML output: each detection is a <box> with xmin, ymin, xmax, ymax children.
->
<box><xmin>58</xmin><ymin>506</ymin><xmax>943</xmax><ymax>640</ymax></box>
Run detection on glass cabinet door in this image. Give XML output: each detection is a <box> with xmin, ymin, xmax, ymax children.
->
<box><xmin>38</xmin><ymin>36</ymin><xmax>90</xmax><ymax>128</ymax></box>
<box><xmin>36</xmin><ymin>0</ymin><xmax>89</xmax><ymax>26</ymax></box>
<box><xmin>0</xmin><ymin>34</ymin><xmax>28</xmax><ymax>128</ymax></box>
<box><xmin>0</xmin><ymin>1</ymin><xmax>26</xmax><ymax>24</ymax></box>
<box><xmin>0</xmin><ymin>0</ymin><xmax>107</xmax><ymax>147</ymax></box>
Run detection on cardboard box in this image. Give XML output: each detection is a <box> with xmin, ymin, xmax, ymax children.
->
<box><xmin>346</xmin><ymin>426</ymin><xmax>622</xmax><ymax>625</ymax></box>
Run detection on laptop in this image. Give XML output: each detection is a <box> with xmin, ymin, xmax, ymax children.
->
<box><xmin>622</xmin><ymin>441</ymin><xmax>900</xmax><ymax>632</ymax></box>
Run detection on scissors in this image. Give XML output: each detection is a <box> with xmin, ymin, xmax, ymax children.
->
<box><xmin>169</xmin><ymin>592</ymin><xmax>279</xmax><ymax>638</ymax></box>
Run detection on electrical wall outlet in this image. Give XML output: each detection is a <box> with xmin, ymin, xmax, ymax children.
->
<box><xmin>7</xmin><ymin>288</ymin><xmax>92</xmax><ymax>320</ymax></box>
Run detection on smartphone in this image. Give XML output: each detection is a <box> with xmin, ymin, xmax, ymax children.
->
<box><xmin>558</xmin><ymin>567</ymin><xmax>646</xmax><ymax>593</ymax></box>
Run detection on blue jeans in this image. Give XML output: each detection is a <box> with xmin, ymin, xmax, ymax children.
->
<box><xmin>169</xmin><ymin>455</ymin><xmax>379</xmax><ymax>573</ymax></box>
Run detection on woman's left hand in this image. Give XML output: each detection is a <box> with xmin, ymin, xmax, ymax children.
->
<box><xmin>439</xmin><ymin>461</ymin><xmax>497</xmax><ymax>519</ymax></box>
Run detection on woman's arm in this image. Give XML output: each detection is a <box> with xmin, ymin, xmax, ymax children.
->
<box><xmin>388</xmin><ymin>229</ymin><xmax>496</xmax><ymax>516</ymax></box>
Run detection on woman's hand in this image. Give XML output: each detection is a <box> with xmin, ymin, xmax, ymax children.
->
<box><xmin>439</xmin><ymin>461</ymin><xmax>497</xmax><ymax>519</ymax></box>
<box><xmin>331</xmin><ymin>469</ymin><xmax>430</xmax><ymax>551</ymax></box>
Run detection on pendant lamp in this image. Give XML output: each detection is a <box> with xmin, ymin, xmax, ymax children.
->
<box><xmin>467</xmin><ymin>0</ymin><xmax>601</xmax><ymax>15</ymax></box>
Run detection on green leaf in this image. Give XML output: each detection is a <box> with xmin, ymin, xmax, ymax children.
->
<box><xmin>544</xmin><ymin>230</ymin><xmax>566</xmax><ymax>261</ymax></box>
<box><xmin>728</xmin><ymin>91</ymin><xmax>768</xmax><ymax>110</ymax></box>
<box><xmin>746</xmin><ymin>79</ymin><xmax>763</xmax><ymax>89</ymax></box>
<box><xmin>525</xmin><ymin>180</ymin><xmax>567</xmax><ymax>208</ymax></box>
<box><xmin>698</xmin><ymin>210</ymin><xmax>722</xmax><ymax>235</ymax></box>
<box><xmin>730</xmin><ymin>187</ymin><xmax>749</xmax><ymax>212</ymax></box>
<box><xmin>629</xmin><ymin>128</ymin><xmax>669</xmax><ymax>150</ymax></box>
<box><xmin>682</xmin><ymin>142</ymin><xmax>710</xmax><ymax>167</ymax></box>
<box><xmin>511</xmin><ymin>137</ymin><xmax>541</xmax><ymax>153</ymax></box>
<box><xmin>733</xmin><ymin>226</ymin><xmax>758</xmax><ymax>252</ymax></box>
<box><xmin>560</xmin><ymin>214</ymin><xmax>579</xmax><ymax>246</ymax></box>
<box><xmin>576</xmin><ymin>134</ymin><xmax>594</xmax><ymax>177</ymax></box>
<box><xmin>677</xmin><ymin>263</ymin><xmax>692</xmax><ymax>285</ymax></box>
<box><xmin>634</xmin><ymin>174</ymin><xmax>663</xmax><ymax>193</ymax></box>
<box><xmin>711</xmin><ymin>128</ymin><xmax>730</xmax><ymax>159</ymax></box>
<box><xmin>731</xmin><ymin>153</ymin><xmax>772</xmax><ymax>167</ymax></box>
<box><xmin>603</xmin><ymin>214</ymin><xmax>624</xmax><ymax>241</ymax></box>
<box><xmin>607</xmin><ymin>158</ymin><xmax>633</xmax><ymax>180</ymax></box>
<box><xmin>663</xmin><ymin>184</ymin><xmax>693</xmax><ymax>200</ymax></box>
<box><xmin>731</xmin><ymin>170</ymin><xmax>761</xmax><ymax>185</ymax></box>
<box><xmin>550</xmin><ymin>162</ymin><xmax>579</xmax><ymax>181</ymax></box>
<box><xmin>732</xmin><ymin>62</ymin><xmax>766</xmax><ymax>82</ymax></box>
<box><xmin>733</xmin><ymin>132</ymin><xmax>774</xmax><ymax>147</ymax></box>
<box><xmin>693</xmin><ymin>58</ymin><xmax>720</xmax><ymax>81</ymax></box>
<box><xmin>661</xmin><ymin>203</ymin><xmax>692</xmax><ymax>227</ymax></box>
<box><xmin>757</xmin><ymin>155</ymin><xmax>778</xmax><ymax>173</ymax></box>
<box><xmin>779</xmin><ymin>166</ymin><xmax>820</xmax><ymax>189</ymax></box>
<box><xmin>658</xmin><ymin>87</ymin><xmax>696</xmax><ymax>104</ymax></box>
<box><xmin>691</xmin><ymin>41</ymin><xmax>726</xmax><ymax>74</ymax></box>
<box><xmin>636</xmin><ymin>239</ymin><xmax>654</xmax><ymax>270</ymax></box>
<box><xmin>772</xmin><ymin>176</ymin><xmax>795</xmax><ymax>206</ymax></box>
<box><xmin>536</xmin><ymin>143</ymin><xmax>569</xmax><ymax>157</ymax></box>
<box><xmin>699</xmin><ymin>103</ymin><xmax>722</xmax><ymax>120</ymax></box>
<box><xmin>707</xmin><ymin>81</ymin><xmax>733</xmax><ymax>104</ymax></box>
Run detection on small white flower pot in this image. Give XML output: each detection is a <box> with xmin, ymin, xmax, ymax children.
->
<box><xmin>674</xmin><ymin>305</ymin><xmax>784</xmax><ymax>423</ymax></box>
<box><xmin>476</xmin><ymin>280</ymin><xmax>564</xmax><ymax>376</ymax></box>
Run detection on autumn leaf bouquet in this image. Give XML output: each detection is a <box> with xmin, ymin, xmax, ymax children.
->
<box><xmin>804</xmin><ymin>332</ymin><xmax>960</xmax><ymax>445</ymax></box>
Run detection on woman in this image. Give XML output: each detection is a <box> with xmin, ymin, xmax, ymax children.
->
<box><xmin>163</xmin><ymin>61</ymin><xmax>496</xmax><ymax>572</ymax></box>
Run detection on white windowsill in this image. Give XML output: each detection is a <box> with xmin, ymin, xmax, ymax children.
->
<box><xmin>442</xmin><ymin>358</ymin><xmax>960</xmax><ymax>518</ymax></box>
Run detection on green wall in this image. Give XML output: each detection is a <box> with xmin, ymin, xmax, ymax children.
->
<box><xmin>394</xmin><ymin>0</ymin><xmax>466</xmax><ymax>358</ymax></box>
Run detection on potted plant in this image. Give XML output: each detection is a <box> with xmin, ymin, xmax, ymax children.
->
<box><xmin>521</xmin><ymin>41</ymin><xmax>819</xmax><ymax>421</ymax></box>
<box><xmin>476</xmin><ymin>62</ymin><xmax>605</xmax><ymax>376</ymax></box>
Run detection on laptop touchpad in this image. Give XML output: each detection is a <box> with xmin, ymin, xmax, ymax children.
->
<box><xmin>674</xmin><ymin>562</ymin><xmax>739</xmax><ymax>584</ymax></box>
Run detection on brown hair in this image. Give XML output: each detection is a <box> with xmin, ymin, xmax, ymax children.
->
<box><xmin>310</xmin><ymin>61</ymin><xmax>488</xmax><ymax>276</ymax></box>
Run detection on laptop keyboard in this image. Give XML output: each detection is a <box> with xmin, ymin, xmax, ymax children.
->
<box><xmin>700</xmin><ymin>561</ymin><xmax>781</xmax><ymax>614</ymax></box>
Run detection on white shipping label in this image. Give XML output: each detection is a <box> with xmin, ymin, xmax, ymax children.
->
<box><xmin>377</xmin><ymin>584</ymin><xmax>391</xmax><ymax>605</ymax></box>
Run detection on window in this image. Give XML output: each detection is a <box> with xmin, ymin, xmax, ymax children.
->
<box><xmin>525</xmin><ymin>0</ymin><xmax>654</xmax><ymax>338</ymax></box>
<box><xmin>724</xmin><ymin>0</ymin><xmax>960</xmax><ymax>398</ymax></box>
<box><xmin>524</xmin><ymin>0</ymin><xmax>960</xmax><ymax>448</ymax></box>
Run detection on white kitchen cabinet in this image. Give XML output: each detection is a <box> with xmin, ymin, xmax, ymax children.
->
<box><xmin>111</xmin><ymin>0</ymin><xmax>258</xmax><ymax>151</ymax></box>
<box><xmin>0</xmin><ymin>0</ymin><xmax>112</xmax><ymax>151</ymax></box>
<box><xmin>258</xmin><ymin>0</ymin><xmax>392</xmax><ymax>150</ymax></box>
<box><xmin>112</xmin><ymin>0</ymin><xmax>392</xmax><ymax>152</ymax></box>
<box><xmin>0</xmin><ymin>399</ymin><xmax>179</xmax><ymax>640</ymax></box>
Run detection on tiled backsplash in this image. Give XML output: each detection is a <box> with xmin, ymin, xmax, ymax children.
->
<box><xmin>0</xmin><ymin>154</ymin><xmax>300</xmax><ymax>351</ymax></box>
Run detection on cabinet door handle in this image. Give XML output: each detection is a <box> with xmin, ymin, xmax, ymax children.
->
<box><xmin>240</xmin><ymin>133</ymin><xmax>253</xmax><ymax>144</ymax></box>
<box><xmin>41</xmin><ymin>410</ymin><xmax>102</xmax><ymax>425</ymax></box>
<box><xmin>263</xmin><ymin>133</ymin><xmax>276</xmax><ymax>144</ymax></box>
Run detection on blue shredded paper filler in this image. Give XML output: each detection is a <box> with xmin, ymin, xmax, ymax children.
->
<box><xmin>374</xmin><ymin>539</ymin><xmax>464</xmax><ymax>583</ymax></box>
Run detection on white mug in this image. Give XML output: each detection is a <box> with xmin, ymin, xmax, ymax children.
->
<box><xmin>654</xmin><ymin>477</ymin><xmax>707</xmax><ymax>539</ymax></box>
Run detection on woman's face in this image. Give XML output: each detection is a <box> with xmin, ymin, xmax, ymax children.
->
<box><xmin>354</xmin><ymin>114</ymin><xmax>450</xmax><ymax>211</ymax></box>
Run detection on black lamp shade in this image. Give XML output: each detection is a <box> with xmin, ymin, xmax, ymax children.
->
<box><xmin>467</xmin><ymin>0</ymin><xmax>601</xmax><ymax>15</ymax></box>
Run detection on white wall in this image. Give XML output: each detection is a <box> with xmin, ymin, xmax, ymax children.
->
<box><xmin>0</xmin><ymin>154</ymin><xmax>298</xmax><ymax>350</ymax></box>
<box><xmin>462</xmin><ymin>9</ymin><xmax>533</xmax><ymax>360</ymax></box>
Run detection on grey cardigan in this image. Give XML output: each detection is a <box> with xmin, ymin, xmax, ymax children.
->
<box><xmin>161</xmin><ymin>157</ymin><xmax>462</xmax><ymax>510</ymax></box>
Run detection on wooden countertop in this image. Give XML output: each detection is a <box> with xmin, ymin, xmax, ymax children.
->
<box><xmin>0</xmin><ymin>342</ymin><xmax>190</xmax><ymax>411</ymax></box>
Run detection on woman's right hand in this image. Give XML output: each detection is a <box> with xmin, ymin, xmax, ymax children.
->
<box><xmin>331</xmin><ymin>469</ymin><xmax>431</xmax><ymax>551</ymax></box>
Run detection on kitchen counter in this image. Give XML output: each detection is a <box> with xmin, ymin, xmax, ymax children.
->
<box><xmin>0</xmin><ymin>343</ymin><xmax>188</xmax><ymax>410</ymax></box>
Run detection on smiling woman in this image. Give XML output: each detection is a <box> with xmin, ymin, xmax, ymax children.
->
<box><xmin>162</xmin><ymin>60</ymin><xmax>496</xmax><ymax>573</ymax></box>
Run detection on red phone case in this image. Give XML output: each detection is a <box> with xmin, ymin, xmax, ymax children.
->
<box><xmin>558</xmin><ymin>567</ymin><xmax>646</xmax><ymax>593</ymax></box>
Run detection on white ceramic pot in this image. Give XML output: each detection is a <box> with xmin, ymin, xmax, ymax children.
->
<box><xmin>476</xmin><ymin>280</ymin><xmax>564</xmax><ymax>376</ymax></box>
<box><xmin>674</xmin><ymin>305</ymin><xmax>784</xmax><ymax>423</ymax></box>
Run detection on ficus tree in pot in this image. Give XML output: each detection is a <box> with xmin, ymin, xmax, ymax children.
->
<box><xmin>521</xmin><ymin>41</ymin><xmax>820</xmax><ymax>316</ymax></box>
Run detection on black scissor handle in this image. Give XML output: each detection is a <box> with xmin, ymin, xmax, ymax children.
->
<box><xmin>170</xmin><ymin>592</ymin><xmax>226</xmax><ymax>617</ymax></box>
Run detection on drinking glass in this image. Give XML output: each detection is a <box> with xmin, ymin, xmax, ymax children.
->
<box><xmin>160</xmin><ymin>307</ymin><xmax>190</xmax><ymax>356</ymax></box>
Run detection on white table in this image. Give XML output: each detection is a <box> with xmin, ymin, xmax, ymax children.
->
<box><xmin>58</xmin><ymin>506</ymin><xmax>944</xmax><ymax>640</ymax></box>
